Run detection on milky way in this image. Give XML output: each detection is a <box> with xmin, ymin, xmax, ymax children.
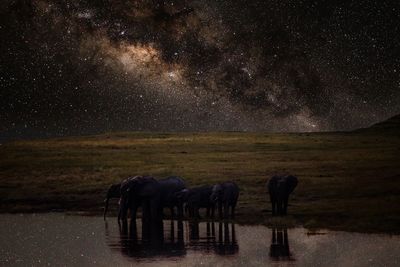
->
<box><xmin>1</xmin><ymin>0</ymin><xmax>399</xmax><ymax>140</ymax></box>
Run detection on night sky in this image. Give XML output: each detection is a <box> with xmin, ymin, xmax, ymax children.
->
<box><xmin>1</xmin><ymin>0</ymin><xmax>399</xmax><ymax>140</ymax></box>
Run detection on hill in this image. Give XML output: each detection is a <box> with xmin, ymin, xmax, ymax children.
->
<box><xmin>357</xmin><ymin>114</ymin><xmax>400</xmax><ymax>133</ymax></box>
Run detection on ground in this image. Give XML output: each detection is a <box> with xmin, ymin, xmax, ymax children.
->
<box><xmin>0</xmin><ymin>130</ymin><xmax>399</xmax><ymax>233</ymax></box>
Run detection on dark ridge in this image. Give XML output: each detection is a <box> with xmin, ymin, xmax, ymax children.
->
<box><xmin>355</xmin><ymin>114</ymin><xmax>400</xmax><ymax>133</ymax></box>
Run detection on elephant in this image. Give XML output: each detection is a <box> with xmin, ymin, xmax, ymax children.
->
<box><xmin>267</xmin><ymin>175</ymin><xmax>298</xmax><ymax>216</ymax></box>
<box><xmin>210</xmin><ymin>182</ymin><xmax>239</xmax><ymax>219</ymax></box>
<box><xmin>103</xmin><ymin>183</ymin><xmax>121</xmax><ymax>220</ymax></box>
<box><xmin>175</xmin><ymin>185</ymin><xmax>215</xmax><ymax>219</ymax></box>
<box><xmin>158</xmin><ymin>176</ymin><xmax>186</xmax><ymax>218</ymax></box>
<box><xmin>119</xmin><ymin>175</ymin><xmax>161</xmax><ymax>222</ymax></box>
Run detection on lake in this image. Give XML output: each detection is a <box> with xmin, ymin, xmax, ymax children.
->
<box><xmin>0</xmin><ymin>214</ymin><xmax>399</xmax><ymax>266</ymax></box>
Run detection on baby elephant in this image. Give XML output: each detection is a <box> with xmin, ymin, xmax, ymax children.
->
<box><xmin>175</xmin><ymin>185</ymin><xmax>215</xmax><ymax>219</ymax></box>
<box><xmin>210</xmin><ymin>181</ymin><xmax>239</xmax><ymax>219</ymax></box>
<box><xmin>267</xmin><ymin>175</ymin><xmax>298</xmax><ymax>216</ymax></box>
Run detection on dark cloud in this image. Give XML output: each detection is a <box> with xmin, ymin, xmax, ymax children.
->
<box><xmin>0</xmin><ymin>0</ymin><xmax>399</xmax><ymax>140</ymax></box>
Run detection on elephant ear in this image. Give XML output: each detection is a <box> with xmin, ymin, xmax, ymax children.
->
<box><xmin>287</xmin><ymin>175</ymin><xmax>298</xmax><ymax>192</ymax></box>
<box><xmin>126</xmin><ymin>178</ymin><xmax>141</xmax><ymax>191</ymax></box>
<box><xmin>121</xmin><ymin>177</ymin><xmax>138</xmax><ymax>193</ymax></box>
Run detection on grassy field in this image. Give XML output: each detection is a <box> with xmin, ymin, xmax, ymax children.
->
<box><xmin>0</xmin><ymin>129</ymin><xmax>399</xmax><ymax>233</ymax></box>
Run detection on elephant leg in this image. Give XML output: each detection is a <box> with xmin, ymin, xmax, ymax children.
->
<box><xmin>177</xmin><ymin>203</ymin><xmax>183</xmax><ymax>219</ymax></box>
<box><xmin>129</xmin><ymin>219</ymin><xmax>138</xmax><ymax>241</ymax></box>
<box><xmin>188</xmin><ymin>206</ymin><xmax>192</xmax><ymax>217</ymax></box>
<box><xmin>119</xmin><ymin>198</ymin><xmax>129</xmax><ymax>221</ymax></box>
<box><xmin>270</xmin><ymin>196</ymin><xmax>276</xmax><ymax>215</ymax></box>
<box><xmin>159</xmin><ymin>206</ymin><xmax>164</xmax><ymax>220</ymax></box>
<box><xmin>231</xmin><ymin>204</ymin><xmax>236</xmax><ymax>219</ymax></box>
<box><xmin>276</xmin><ymin>200</ymin><xmax>281</xmax><ymax>215</ymax></box>
<box><xmin>224</xmin><ymin>203</ymin><xmax>229</xmax><ymax>219</ymax></box>
<box><xmin>150</xmin><ymin>198</ymin><xmax>161</xmax><ymax>222</ymax></box>
<box><xmin>195</xmin><ymin>205</ymin><xmax>201</xmax><ymax>219</ymax></box>
<box><xmin>184</xmin><ymin>204</ymin><xmax>189</xmax><ymax>216</ymax></box>
<box><xmin>283</xmin><ymin>196</ymin><xmax>289</xmax><ymax>215</ymax></box>
<box><xmin>278</xmin><ymin>200</ymin><xmax>284</xmax><ymax>216</ymax></box>
<box><xmin>142</xmin><ymin>201</ymin><xmax>151</xmax><ymax>224</ymax></box>
<box><xmin>118</xmin><ymin>208</ymin><xmax>122</xmax><ymax>221</ymax></box>
<box><xmin>130</xmin><ymin>204</ymin><xmax>138</xmax><ymax>221</ymax></box>
<box><xmin>120</xmin><ymin>219</ymin><xmax>128</xmax><ymax>235</ymax></box>
<box><xmin>117</xmin><ymin>198</ymin><xmax>121</xmax><ymax>221</ymax></box>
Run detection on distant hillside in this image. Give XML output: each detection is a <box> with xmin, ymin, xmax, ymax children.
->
<box><xmin>357</xmin><ymin>114</ymin><xmax>400</xmax><ymax>133</ymax></box>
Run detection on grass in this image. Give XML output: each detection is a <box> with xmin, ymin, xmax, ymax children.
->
<box><xmin>0</xmin><ymin>131</ymin><xmax>399</xmax><ymax>234</ymax></box>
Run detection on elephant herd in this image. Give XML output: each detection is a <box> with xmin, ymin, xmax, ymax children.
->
<box><xmin>104</xmin><ymin>174</ymin><xmax>298</xmax><ymax>222</ymax></box>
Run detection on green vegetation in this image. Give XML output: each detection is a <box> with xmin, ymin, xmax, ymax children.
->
<box><xmin>0</xmin><ymin>130</ymin><xmax>399</xmax><ymax>233</ymax></box>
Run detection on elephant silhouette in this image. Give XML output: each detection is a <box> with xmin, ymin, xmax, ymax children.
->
<box><xmin>267</xmin><ymin>175</ymin><xmax>298</xmax><ymax>215</ymax></box>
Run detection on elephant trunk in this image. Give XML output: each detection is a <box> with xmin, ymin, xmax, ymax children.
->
<box><xmin>103</xmin><ymin>197</ymin><xmax>110</xmax><ymax>220</ymax></box>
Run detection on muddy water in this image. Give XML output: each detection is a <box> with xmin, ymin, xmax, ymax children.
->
<box><xmin>0</xmin><ymin>214</ymin><xmax>399</xmax><ymax>266</ymax></box>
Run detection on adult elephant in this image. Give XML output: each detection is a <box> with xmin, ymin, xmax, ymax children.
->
<box><xmin>103</xmin><ymin>183</ymin><xmax>121</xmax><ymax>220</ymax></box>
<box><xmin>210</xmin><ymin>182</ymin><xmax>239</xmax><ymax>219</ymax></box>
<box><xmin>119</xmin><ymin>176</ymin><xmax>161</xmax><ymax>222</ymax></box>
<box><xmin>158</xmin><ymin>176</ymin><xmax>186</xmax><ymax>218</ymax></box>
<box><xmin>267</xmin><ymin>175</ymin><xmax>298</xmax><ymax>216</ymax></box>
<box><xmin>175</xmin><ymin>185</ymin><xmax>215</xmax><ymax>219</ymax></box>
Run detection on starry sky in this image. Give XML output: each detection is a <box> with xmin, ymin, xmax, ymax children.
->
<box><xmin>1</xmin><ymin>0</ymin><xmax>399</xmax><ymax>140</ymax></box>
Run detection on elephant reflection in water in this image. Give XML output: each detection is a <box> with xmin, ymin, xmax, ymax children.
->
<box><xmin>269</xmin><ymin>228</ymin><xmax>293</xmax><ymax>261</ymax></box>
<box><xmin>215</xmin><ymin>222</ymin><xmax>239</xmax><ymax>255</ymax></box>
<box><xmin>188</xmin><ymin>221</ymin><xmax>239</xmax><ymax>255</ymax></box>
<box><xmin>107</xmin><ymin>219</ymin><xmax>239</xmax><ymax>258</ymax></box>
<box><xmin>109</xmin><ymin>219</ymin><xmax>186</xmax><ymax>259</ymax></box>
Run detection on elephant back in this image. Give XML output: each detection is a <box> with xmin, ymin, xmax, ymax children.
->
<box><xmin>159</xmin><ymin>176</ymin><xmax>185</xmax><ymax>189</ymax></box>
<box><xmin>159</xmin><ymin>176</ymin><xmax>186</xmax><ymax>203</ymax></box>
<box><xmin>267</xmin><ymin>175</ymin><xmax>298</xmax><ymax>194</ymax></box>
<box><xmin>121</xmin><ymin>176</ymin><xmax>159</xmax><ymax>195</ymax></box>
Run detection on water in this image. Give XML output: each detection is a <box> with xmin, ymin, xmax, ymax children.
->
<box><xmin>0</xmin><ymin>214</ymin><xmax>399</xmax><ymax>266</ymax></box>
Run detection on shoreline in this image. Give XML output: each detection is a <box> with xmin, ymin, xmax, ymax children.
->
<box><xmin>1</xmin><ymin>208</ymin><xmax>399</xmax><ymax>235</ymax></box>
